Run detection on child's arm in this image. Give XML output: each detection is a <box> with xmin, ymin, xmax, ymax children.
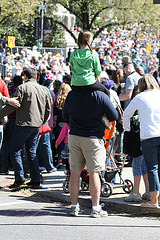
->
<box><xmin>55</xmin><ymin>123</ymin><xmax>68</xmax><ymax>148</ymax></box>
<box><xmin>94</xmin><ymin>51</ymin><xmax>102</xmax><ymax>76</ymax></box>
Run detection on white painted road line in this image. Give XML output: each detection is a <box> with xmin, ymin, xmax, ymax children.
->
<box><xmin>0</xmin><ymin>201</ymin><xmax>25</xmax><ymax>208</ymax></box>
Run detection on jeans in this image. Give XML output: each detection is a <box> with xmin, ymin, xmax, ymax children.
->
<box><xmin>37</xmin><ymin>132</ymin><xmax>54</xmax><ymax>172</ymax></box>
<box><xmin>0</xmin><ymin>50</ymin><xmax>6</xmax><ymax>61</ymax></box>
<box><xmin>141</xmin><ymin>137</ymin><xmax>160</xmax><ymax>192</ymax></box>
<box><xmin>10</xmin><ymin>125</ymin><xmax>40</xmax><ymax>183</ymax></box>
<box><xmin>132</xmin><ymin>155</ymin><xmax>147</xmax><ymax>176</ymax></box>
<box><xmin>49</xmin><ymin>127</ymin><xmax>54</xmax><ymax>149</ymax></box>
<box><xmin>114</xmin><ymin>132</ymin><xmax>124</xmax><ymax>161</ymax></box>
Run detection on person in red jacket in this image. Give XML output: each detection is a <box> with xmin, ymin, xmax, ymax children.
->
<box><xmin>0</xmin><ymin>78</ymin><xmax>9</xmax><ymax>98</ymax></box>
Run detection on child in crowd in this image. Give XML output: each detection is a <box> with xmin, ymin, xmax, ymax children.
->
<box><xmin>70</xmin><ymin>30</ymin><xmax>109</xmax><ymax>96</ymax></box>
<box><xmin>55</xmin><ymin>122</ymin><xmax>70</xmax><ymax>171</ymax></box>
<box><xmin>70</xmin><ymin>30</ymin><xmax>111</xmax><ymax>130</ymax></box>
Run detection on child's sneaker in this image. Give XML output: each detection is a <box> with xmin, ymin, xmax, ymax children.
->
<box><xmin>90</xmin><ymin>206</ymin><xmax>108</xmax><ymax>218</ymax></box>
<box><xmin>70</xmin><ymin>206</ymin><xmax>80</xmax><ymax>216</ymax></box>
<box><xmin>142</xmin><ymin>192</ymin><xmax>151</xmax><ymax>201</ymax></box>
<box><xmin>56</xmin><ymin>160</ymin><xmax>63</xmax><ymax>169</ymax></box>
<box><xmin>124</xmin><ymin>192</ymin><xmax>142</xmax><ymax>202</ymax></box>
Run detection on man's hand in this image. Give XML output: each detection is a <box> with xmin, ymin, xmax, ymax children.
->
<box><xmin>8</xmin><ymin>97</ymin><xmax>20</xmax><ymax>108</ymax></box>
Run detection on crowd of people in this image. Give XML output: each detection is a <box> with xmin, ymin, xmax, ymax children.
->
<box><xmin>0</xmin><ymin>25</ymin><xmax>160</xmax><ymax>216</ymax></box>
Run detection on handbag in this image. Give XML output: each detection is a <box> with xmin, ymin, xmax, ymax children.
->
<box><xmin>110</xmin><ymin>92</ymin><xmax>123</xmax><ymax>123</ymax></box>
<box><xmin>39</xmin><ymin>123</ymin><xmax>51</xmax><ymax>135</ymax></box>
<box><xmin>123</xmin><ymin>115</ymin><xmax>142</xmax><ymax>158</ymax></box>
<box><xmin>101</xmin><ymin>113</ymin><xmax>111</xmax><ymax>130</ymax></box>
<box><xmin>116</xmin><ymin>104</ymin><xmax>123</xmax><ymax>123</ymax></box>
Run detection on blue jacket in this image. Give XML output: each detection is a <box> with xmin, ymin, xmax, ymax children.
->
<box><xmin>62</xmin><ymin>90</ymin><xmax>118</xmax><ymax>139</ymax></box>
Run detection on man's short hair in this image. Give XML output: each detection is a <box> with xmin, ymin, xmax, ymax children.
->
<box><xmin>63</xmin><ymin>74</ymin><xmax>71</xmax><ymax>84</ymax></box>
<box><xmin>122</xmin><ymin>55</ymin><xmax>131</xmax><ymax>67</ymax></box>
<box><xmin>23</xmin><ymin>66</ymin><xmax>37</xmax><ymax>80</ymax></box>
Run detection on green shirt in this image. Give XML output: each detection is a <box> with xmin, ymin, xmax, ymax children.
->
<box><xmin>70</xmin><ymin>49</ymin><xmax>101</xmax><ymax>86</ymax></box>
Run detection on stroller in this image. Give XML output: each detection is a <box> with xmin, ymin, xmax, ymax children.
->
<box><xmin>63</xmin><ymin>167</ymin><xmax>89</xmax><ymax>194</ymax></box>
<box><xmin>63</xmin><ymin>122</ymin><xmax>133</xmax><ymax>197</ymax></box>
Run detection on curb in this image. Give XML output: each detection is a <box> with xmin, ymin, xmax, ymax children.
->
<box><xmin>35</xmin><ymin>188</ymin><xmax>160</xmax><ymax>216</ymax></box>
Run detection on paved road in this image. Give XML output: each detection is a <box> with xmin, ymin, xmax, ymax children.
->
<box><xmin>1</xmin><ymin>189</ymin><xmax>160</xmax><ymax>240</ymax></box>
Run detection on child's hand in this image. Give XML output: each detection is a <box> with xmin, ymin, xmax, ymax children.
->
<box><xmin>55</xmin><ymin>144</ymin><xmax>58</xmax><ymax>148</ymax></box>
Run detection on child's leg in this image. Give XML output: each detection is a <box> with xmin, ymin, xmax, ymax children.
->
<box><xmin>133</xmin><ymin>175</ymin><xmax>141</xmax><ymax>194</ymax></box>
<box><xmin>66</xmin><ymin>159</ymin><xmax>70</xmax><ymax>170</ymax></box>
<box><xmin>132</xmin><ymin>156</ymin><xmax>143</xmax><ymax>193</ymax></box>
<box><xmin>88</xmin><ymin>82</ymin><xmax>110</xmax><ymax>96</ymax></box>
<box><xmin>142</xmin><ymin>173</ymin><xmax>150</xmax><ymax>193</ymax></box>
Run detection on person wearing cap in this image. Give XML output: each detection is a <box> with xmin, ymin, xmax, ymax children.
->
<box><xmin>119</xmin><ymin>63</ymin><xmax>141</xmax><ymax>109</ymax></box>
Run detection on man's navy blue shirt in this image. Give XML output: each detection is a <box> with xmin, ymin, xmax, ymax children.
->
<box><xmin>62</xmin><ymin>90</ymin><xmax>118</xmax><ymax>139</ymax></box>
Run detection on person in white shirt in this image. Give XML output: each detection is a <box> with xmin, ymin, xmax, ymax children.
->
<box><xmin>123</xmin><ymin>73</ymin><xmax>160</xmax><ymax>208</ymax></box>
<box><xmin>119</xmin><ymin>63</ymin><xmax>141</xmax><ymax>109</ymax></box>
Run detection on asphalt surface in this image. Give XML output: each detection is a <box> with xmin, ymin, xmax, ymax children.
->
<box><xmin>1</xmin><ymin>190</ymin><xmax>160</xmax><ymax>240</ymax></box>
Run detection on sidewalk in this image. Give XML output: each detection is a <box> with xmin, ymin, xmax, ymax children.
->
<box><xmin>0</xmin><ymin>167</ymin><xmax>159</xmax><ymax>215</ymax></box>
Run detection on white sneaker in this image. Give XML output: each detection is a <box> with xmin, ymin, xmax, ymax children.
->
<box><xmin>70</xmin><ymin>206</ymin><xmax>80</xmax><ymax>216</ymax></box>
<box><xmin>90</xmin><ymin>207</ymin><xmax>108</xmax><ymax>218</ymax></box>
<box><xmin>124</xmin><ymin>192</ymin><xmax>142</xmax><ymax>202</ymax></box>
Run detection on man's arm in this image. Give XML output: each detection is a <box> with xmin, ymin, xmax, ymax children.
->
<box><xmin>8</xmin><ymin>97</ymin><xmax>20</xmax><ymax>108</ymax></box>
<box><xmin>119</xmin><ymin>89</ymin><xmax>133</xmax><ymax>101</ymax></box>
<box><xmin>0</xmin><ymin>105</ymin><xmax>17</xmax><ymax>119</ymax></box>
<box><xmin>0</xmin><ymin>92</ymin><xmax>20</xmax><ymax>108</ymax></box>
<box><xmin>0</xmin><ymin>93</ymin><xmax>20</xmax><ymax>119</ymax></box>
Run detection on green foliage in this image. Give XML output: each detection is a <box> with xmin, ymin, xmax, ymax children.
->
<box><xmin>0</xmin><ymin>26</ymin><xmax>26</xmax><ymax>46</ymax></box>
<box><xmin>0</xmin><ymin>0</ymin><xmax>65</xmax><ymax>47</ymax></box>
<box><xmin>0</xmin><ymin>0</ymin><xmax>39</xmax><ymax>26</ymax></box>
<box><xmin>48</xmin><ymin>0</ymin><xmax>160</xmax><ymax>40</ymax></box>
<box><xmin>1</xmin><ymin>0</ymin><xmax>160</xmax><ymax>47</ymax></box>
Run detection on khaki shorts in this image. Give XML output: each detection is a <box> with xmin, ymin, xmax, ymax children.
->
<box><xmin>68</xmin><ymin>135</ymin><xmax>106</xmax><ymax>172</ymax></box>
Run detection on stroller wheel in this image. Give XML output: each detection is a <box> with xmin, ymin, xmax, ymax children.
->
<box><xmin>122</xmin><ymin>179</ymin><xmax>133</xmax><ymax>193</ymax></box>
<box><xmin>63</xmin><ymin>180</ymin><xmax>70</xmax><ymax>193</ymax></box>
<box><xmin>81</xmin><ymin>181</ymin><xmax>89</xmax><ymax>191</ymax></box>
<box><xmin>101</xmin><ymin>182</ymin><xmax>113</xmax><ymax>197</ymax></box>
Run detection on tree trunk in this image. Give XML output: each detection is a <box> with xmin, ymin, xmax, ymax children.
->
<box><xmin>81</xmin><ymin>2</ymin><xmax>90</xmax><ymax>30</ymax></box>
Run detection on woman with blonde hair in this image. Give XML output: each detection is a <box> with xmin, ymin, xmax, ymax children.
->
<box><xmin>123</xmin><ymin>73</ymin><xmax>160</xmax><ymax>208</ymax></box>
<box><xmin>56</xmin><ymin>83</ymin><xmax>71</xmax><ymax>110</ymax></box>
<box><xmin>53</xmin><ymin>83</ymin><xmax>71</xmax><ymax>168</ymax></box>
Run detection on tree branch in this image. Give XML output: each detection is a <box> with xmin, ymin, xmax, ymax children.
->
<box><xmin>55</xmin><ymin>1</ymin><xmax>82</xmax><ymax>22</ymax></box>
<box><xmin>89</xmin><ymin>5</ymin><xmax>114</xmax><ymax>29</ymax></box>
<box><xmin>54</xmin><ymin>20</ymin><xmax>77</xmax><ymax>43</ymax></box>
<box><xmin>0</xmin><ymin>14</ymin><xmax>13</xmax><ymax>24</ymax></box>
